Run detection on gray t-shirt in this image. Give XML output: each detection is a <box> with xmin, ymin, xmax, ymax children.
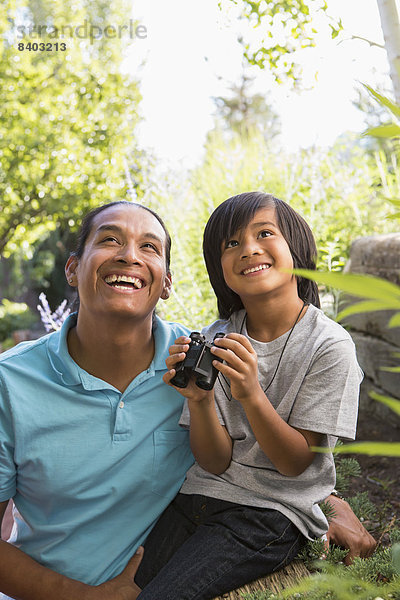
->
<box><xmin>179</xmin><ymin>304</ymin><xmax>362</xmax><ymax>539</ymax></box>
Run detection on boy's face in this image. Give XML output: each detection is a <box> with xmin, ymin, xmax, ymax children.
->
<box><xmin>220</xmin><ymin>206</ymin><xmax>297</xmax><ymax>304</ymax></box>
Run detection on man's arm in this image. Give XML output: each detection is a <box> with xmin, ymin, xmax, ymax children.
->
<box><xmin>0</xmin><ymin>501</ymin><xmax>143</xmax><ymax>600</ymax></box>
<box><xmin>325</xmin><ymin>495</ymin><xmax>377</xmax><ymax>565</ymax></box>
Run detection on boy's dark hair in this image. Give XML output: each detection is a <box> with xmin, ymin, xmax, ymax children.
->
<box><xmin>72</xmin><ymin>200</ymin><xmax>171</xmax><ymax>271</ymax></box>
<box><xmin>203</xmin><ymin>192</ymin><xmax>320</xmax><ymax>320</ymax></box>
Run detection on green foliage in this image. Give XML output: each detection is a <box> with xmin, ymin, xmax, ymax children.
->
<box><xmin>212</xmin><ymin>73</ymin><xmax>281</xmax><ymax>142</ymax></box>
<box><xmin>156</xmin><ymin>128</ymin><xmax>398</xmax><ymax>328</ymax></box>
<box><xmin>335</xmin><ymin>457</ymin><xmax>361</xmax><ymax>495</ymax></box>
<box><xmin>346</xmin><ymin>493</ymin><xmax>377</xmax><ymax>522</ymax></box>
<box><xmin>242</xmin><ymin>556</ymin><xmax>400</xmax><ymax>599</ymax></box>
<box><xmin>292</xmin><ymin>269</ymin><xmax>400</xmax><ymax>330</ymax></box>
<box><xmin>221</xmin><ymin>0</ymin><xmax>342</xmax><ymax>84</ymax></box>
<box><xmin>0</xmin><ymin>299</ymin><xmax>36</xmax><ymax>342</ymax></box>
<box><xmin>0</xmin><ymin>0</ymin><xmax>141</xmax><ymax>257</ymax></box>
<box><xmin>319</xmin><ymin>499</ymin><xmax>337</xmax><ymax>524</ymax></box>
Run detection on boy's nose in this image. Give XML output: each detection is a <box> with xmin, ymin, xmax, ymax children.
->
<box><xmin>240</xmin><ymin>242</ymin><xmax>261</xmax><ymax>259</ymax></box>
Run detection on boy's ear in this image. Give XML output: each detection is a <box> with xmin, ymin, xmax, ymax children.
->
<box><xmin>65</xmin><ymin>256</ymin><xmax>79</xmax><ymax>287</ymax></box>
<box><xmin>161</xmin><ymin>271</ymin><xmax>172</xmax><ymax>300</ymax></box>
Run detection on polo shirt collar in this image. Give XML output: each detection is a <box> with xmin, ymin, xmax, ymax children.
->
<box><xmin>47</xmin><ymin>313</ymin><xmax>169</xmax><ymax>389</ymax></box>
<box><xmin>152</xmin><ymin>315</ymin><xmax>175</xmax><ymax>371</ymax></box>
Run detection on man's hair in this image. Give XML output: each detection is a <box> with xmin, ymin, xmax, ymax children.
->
<box><xmin>71</xmin><ymin>200</ymin><xmax>171</xmax><ymax>270</ymax></box>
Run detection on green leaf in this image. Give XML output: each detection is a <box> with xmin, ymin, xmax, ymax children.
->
<box><xmin>292</xmin><ymin>269</ymin><xmax>400</xmax><ymax>301</ymax></box>
<box><xmin>393</xmin><ymin>543</ymin><xmax>400</xmax><ymax>575</ymax></box>
<box><xmin>363</xmin><ymin>83</ymin><xmax>400</xmax><ymax>118</ymax></box>
<box><xmin>380</xmin><ymin>366</ymin><xmax>400</xmax><ymax>373</ymax></box>
<box><xmin>313</xmin><ymin>442</ymin><xmax>400</xmax><ymax>456</ymax></box>
<box><xmin>364</xmin><ymin>123</ymin><xmax>400</xmax><ymax>138</ymax></box>
<box><xmin>386</xmin><ymin>211</ymin><xmax>400</xmax><ymax>220</ymax></box>
<box><xmin>369</xmin><ymin>391</ymin><xmax>400</xmax><ymax>416</ymax></box>
<box><xmin>337</xmin><ymin>301</ymin><xmax>400</xmax><ymax>322</ymax></box>
<box><xmin>388</xmin><ymin>312</ymin><xmax>400</xmax><ymax>327</ymax></box>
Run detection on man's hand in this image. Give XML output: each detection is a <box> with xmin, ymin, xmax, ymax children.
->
<box><xmin>86</xmin><ymin>547</ymin><xmax>144</xmax><ymax>600</ymax></box>
<box><xmin>325</xmin><ymin>496</ymin><xmax>377</xmax><ymax>565</ymax></box>
<box><xmin>163</xmin><ymin>336</ymin><xmax>213</xmax><ymax>403</ymax></box>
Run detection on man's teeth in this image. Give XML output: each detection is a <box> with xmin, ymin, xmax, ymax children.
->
<box><xmin>243</xmin><ymin>264</ymin><xmax>271</xmax><ymax>275</ymax></box>
<box><xmin>104</xmin><ymin>274</ymin><xmax>143</xmax><ymax>289</ymax></box>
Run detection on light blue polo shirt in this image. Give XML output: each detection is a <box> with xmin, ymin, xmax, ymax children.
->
<box><xmin>0</xmin><ymin>313</ymin><xmax>193</xmax><ymax>588</ymax></box>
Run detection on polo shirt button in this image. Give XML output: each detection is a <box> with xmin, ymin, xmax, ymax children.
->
<box><xmin>119</xmin><ymin>401</ymin><xmax>124</xmax><ymax>409</ymax></box>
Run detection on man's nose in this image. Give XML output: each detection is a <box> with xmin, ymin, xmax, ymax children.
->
<box><xmin>116</xmin><ymin>243</ymin><xmax>141</xmax><ymax>264</ymax></box>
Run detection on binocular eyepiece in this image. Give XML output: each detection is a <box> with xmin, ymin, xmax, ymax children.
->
<box><xmin>170</xmin><ymin>332</ymin><xmax>225</xmax><ymax>391</ymax></box>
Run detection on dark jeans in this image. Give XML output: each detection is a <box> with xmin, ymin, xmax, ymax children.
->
<box><xmin>135</xmin><ymin>493</ymin><xmax>305</xmax><ymax>600</ymax></box>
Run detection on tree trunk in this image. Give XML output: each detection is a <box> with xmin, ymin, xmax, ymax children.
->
<box><xmin>377</xmin><ymin>0</ymin><xmax>400</xmax><ymax>104</ymax></box>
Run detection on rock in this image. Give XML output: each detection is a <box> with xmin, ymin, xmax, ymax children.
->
<box><xmin>342</xmin><ymin>233</ymin><xmax>400</xmax><ymax>435</ymax></box>
<box><xmin>345</xmin><ymin>232</ymin><xmax>400</xmax><ymax>284</ymax></box>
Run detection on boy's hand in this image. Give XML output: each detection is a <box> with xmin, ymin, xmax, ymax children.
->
<box><xmin>324</xmin><ymin>496</ymin><xmax>377</xmax><ymax>565</ymax></box>
<box><xmin>163</xmin><ymin>336</ymin><xmax>213</xmax><ymax>402</ymax></box>
<box><xmin>211</xmin><ymin>333</ymin><xmax>261</xmax><ymax>404</ymax></box>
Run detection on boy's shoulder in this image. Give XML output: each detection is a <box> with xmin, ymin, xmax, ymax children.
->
<box><xmin>201</xmin><ymin>310</ymin><xmax>246</xmax><ymax>340</ymax></box>
<box><xmin>306</xmin><ymin>304</ymin><xmax>353</xmax><ymax>345</ymax></box>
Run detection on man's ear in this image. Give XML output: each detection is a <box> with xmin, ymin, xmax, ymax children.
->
<box><xmin>65</xmin><ymin>255</ymin><xmax>79</xmax><ymax>287</ymax></box>
<box><xmin>161</xmin><ymin>271</ymin><xmax>172</xmax><ymax>300</ymax></box>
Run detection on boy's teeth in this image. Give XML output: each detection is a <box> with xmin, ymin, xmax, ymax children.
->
<box><xmin>104</xmin><ymin>274</ymin><xmax>143</xmax><ymax>288</ymax></box>
<box><xmin>243</xmin><ymin>264</ymin><xmax>270</xmax><ymax>275</ymax></box>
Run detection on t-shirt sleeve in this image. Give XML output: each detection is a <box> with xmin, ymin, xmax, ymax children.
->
<box><xmin>288</xmin><ymin>339</ymin><xmax>362</xmax><ymax>439</ymax></box>
<box><xmin>0</xmin><ymin>374</ymin><xmax>17</xmax><ymax>501</ymax></box>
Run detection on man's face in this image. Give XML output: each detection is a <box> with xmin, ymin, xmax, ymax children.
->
<box><xmin>66</xmin><ymin>204</ymin><xmax>171</xmax><ymax>323</ymax></box>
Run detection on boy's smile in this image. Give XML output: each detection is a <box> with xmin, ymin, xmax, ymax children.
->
<box><xmin>241</xmin><ymin>263</ymin><xmax>271</xmax><ymax>276</ymax></box>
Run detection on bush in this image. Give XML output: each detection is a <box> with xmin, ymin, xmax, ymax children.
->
<box><xmin>0</xmin><ymin>299</ymin><xmax>36</xmax><ymax>342</ymax></box>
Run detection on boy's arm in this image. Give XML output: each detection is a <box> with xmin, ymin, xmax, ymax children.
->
<box><xmin>0</xmin><ymin>501</ymin><xmax>143</xmax><ymax>600</ymax></box>
<box><xmin>163</xmin><ymin>336</ymin><xmax>232</xmax><ymax>475</ymax></box>
<box><xmin>187</xmin><ymin>396</ymin><xmax>232</xmax><ymax>475</ymax></box>
<box><xmin>211</xmin><ymin>333</ymin><xmax>322</xmax><ymax>476</ymax></box>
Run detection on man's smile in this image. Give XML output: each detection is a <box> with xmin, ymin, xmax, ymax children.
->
<box><xmin>104</xmin><ymin>273</ymin><xmax>145</xmax><ymax>290</ymax></box>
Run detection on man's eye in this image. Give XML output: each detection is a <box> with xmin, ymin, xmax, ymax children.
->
<box><xmin>103</xmin><ymin>237</ymin><xmax>119</xmax><ymax>243</ymax></box>
<box><xmin>142</xmin><ymin>242</ymin><xmax>158</xmax><ymax>251</ymax></box>
<box><xmin>225</xmin><ymin>239</ymin><xmax>238</xmax><ymax>248</ymax></box>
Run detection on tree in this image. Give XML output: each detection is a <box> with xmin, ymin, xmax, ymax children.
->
<box><xmin>224</xmin><ymin>0</ymin><xmax>400</xmax><ymax>102</ymax></box>
<box><xmin>376</xmin><ymin>0</ymin><xmax>400</xmax><ymax>104</ymax></box>
<box><xmin>221</xmin><ymin>0</ymin><xmax>341</xmax><ymax>84</ymax></box>
<box><xmin>0</xmin><ymin>0</ymin><xmax>141</xmax><ymax>257</ymax></box>
<box><xmin>212</xmin><ymin>73</ymin><xmax>281</xmax><ymax>142</ymax></box>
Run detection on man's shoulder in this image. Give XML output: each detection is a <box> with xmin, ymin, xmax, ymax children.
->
<box><xmin>0</xmin><ymin>333</ymin><xmax>52</xmax><ymax>366</ymax></box>
<box><xmin>155</xmin><ymin>317</ymin><xmax>190</xmax><ymax>339</ymax></box>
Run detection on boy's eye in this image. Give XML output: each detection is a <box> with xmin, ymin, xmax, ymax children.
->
<box><xmin>225</xmin><ymin>239</ymin><xmax>238</xmax><ymax>248</ymax></box>
<box><xmin>258</xmin><ymin>230</ymin><xmax>272</xmax><ymax>238</ymax></box>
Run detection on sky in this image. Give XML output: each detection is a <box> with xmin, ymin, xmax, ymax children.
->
<box><xmin>126</xmin><ymin>0</ymin><xmax>389</xmax><ymax>165</ymax></box>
